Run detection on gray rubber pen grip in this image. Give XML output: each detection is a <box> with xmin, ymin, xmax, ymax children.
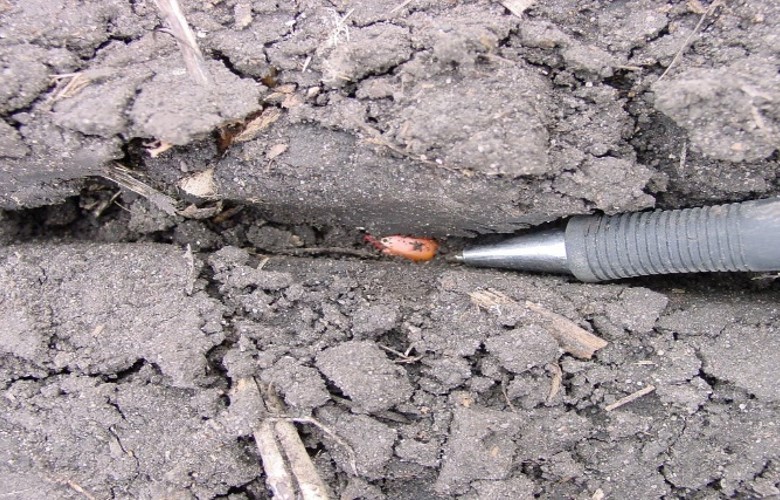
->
<box><xmin>565</xmin><ymin>198</ymin><xmax>780</xmax><ymax>282</ymax></box>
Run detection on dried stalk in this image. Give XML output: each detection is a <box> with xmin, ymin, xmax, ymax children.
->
<box><xmin>153</xmin><ymin>0</ymin><xmax>211</xmax><ymax>85</ymax></box>
<box><xmin>470</xmin><ymin>289</ymin><xmax>608</xmax><ymax>359</ymax></box>
<box><xmin>525</xmin><ymin>301</ymin><xmax>608</xmax><ymax>359</ymax></box>
<box><xmin>100</xmin><ymin>164</ymin><xmax>179</xmax><ymax>215</ymax></box>
<box><xmin>604</xmin><ymin>385</ymin><xmax>656</xmax><ymax>411</ymax></box>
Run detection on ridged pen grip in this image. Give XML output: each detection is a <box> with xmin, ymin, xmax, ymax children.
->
<box><xmin>565</xmin><ymin>198</ymin><xmax>780</xmax><ymax>282</ymax></box>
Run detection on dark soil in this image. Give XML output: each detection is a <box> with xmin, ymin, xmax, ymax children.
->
<box><xmin>1</xmin><ymin>0</ymin><xmax>779</xmax><ymax>499</ymax></box>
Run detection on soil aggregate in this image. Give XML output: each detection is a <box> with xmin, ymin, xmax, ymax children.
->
<box><xmin>1</xmin><ymin>0</ymin><xmax>779</xmax><ymax>499</ymax></box>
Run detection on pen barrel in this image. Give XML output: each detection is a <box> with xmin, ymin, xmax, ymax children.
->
<box><xmin>565</xmin><ymin>198</ymin><xmax>780</xmax><ymax>282</ymax></box>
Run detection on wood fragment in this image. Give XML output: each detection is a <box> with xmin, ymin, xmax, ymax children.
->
<box><xmin>234</xmin><ymin>108</ymin><xmax>282</xmax><ymax>143</ymax></box>
<box><xmin>525</xmin><ymin>301</ymin><xmax>608</xmax><ymax>359</ymax></box>
<box><xmin>239</xmin><ymin>378</ymin><xmax>295</xmax><ymax>500</ymax></box>
<box><xmin>546</xmin><ymin>363</ymin><xmax>562</xmax><ymax>403</ymax></box>
<box><xmin>469</xmin><ymin>289</ymin><xmax>608</xmax><ymax>359</ymax></box>
<box><xmin>501</xmin><ymin>380</ymin><xmax>516</xmax><ymax>413</ymax></box>
<box><xmin>604</xmin><ymin>385</ymin><xmax>656</xmax><ymax>412</ymax></box>
<box><xmin>153</xmin><ymin>0</ymin><xmax>211</xmax><ymax>85</ymax></box>
<box><xmin>211</xmin><ymin>205</ymin><xmax>245</xmax><ymax>223</ymax></box>
<box><xmin>273</xmin><ymin>420</ymin><xmax>330</xmax><ymax>500</ymax></box>
<box><xmin>65</xmin><ymin>479</ymin><xmax>97</xmax><ymax>500</ymax></box>
<box><xmin>287</xmin><ymin>417</ymin><xmax>358</xmax><ymax>475</ymax></box>
<box><xmin>183</xmin><ymin>244</ymin><xmax>196</xmax><ymax>296</ymax></box>
<box><xmin>100</xmin><ymin>164</ymin><xmax>179</xmax><ymax>216</ymax></box>
<box><xmin>390</xmin><ymin>0</ymin><xmax>414</xmax><ymax>13</ymax></box>
<box><xmin>145</xmin><ymin>140</ymin><xmax>175</xmax><ymax>158</ymax></box>
<box><xmin>498</xmin><ymin>0</ymin><xmax>536</xmax><ymax>17</ymax></box>
<box><xmin>254</xmin><ymin>420</ymin><xmax>296</xmax><ymax>500</ymax></box>
<box><xmin>50</xmin><ymin>73</ymin><xmax>91</xmax><ymax>101</ymax></box>
<box><xmin>469</xmin><ymin>289</ymin><xmax>515</xmax><ymax>313</ymax></box>
<box><xmin>262</xmin><ymin>385</ymin><xmax>332</xmax><ymax>500</ymax></box>
<box><xmin>44</xmin><ymin>475</ymin><xmax>97</xmax><ymax>500</ymax></box>
<box><xmin>658</xmin><ymin>0</ymin><xmax>722</xmax><ymax>81</ymax></box>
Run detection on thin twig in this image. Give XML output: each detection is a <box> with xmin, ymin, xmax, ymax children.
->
<box><xmin>100</xmin><ymin>164</ymin><xmax>179</xmax><ymax>216</ymax></box>
<box><xmin>262</xmin><ymin>386</ymin><xmax>332</xmax><ymax>499</ymax></box>
<box><xmin>390</xmin><ymin>0</ymin><xmax>414</xmax><ymax>13</ymax></box>
<box><xmin>287</xmin><ymin>417</ymin><xmax>358</xmax><ymax>476</ymax></box>
<box><xmin>283</xmin><ymin>247</ymin><xmax>380</xmax><ymax>259</ymax></box>
<box><xmin>153</xmin><ymin>0</ymin><xmax>211</xmax><ymax>85</ymax></box>
<box><xmin>658</xmin><ymin>0</ymin><xmax>722</xmax><ymax>81</ymax></box>
<box><xmin>604</xmin><ymin>385</ymin><xmax>656</xmax><ymax>411</ymax></box>
<box><xmin>49</xmin><ymin>73</ymin><xmax>91</xmax><ymax>101</ymax></box>
<box><xmin>500</xmin><ymin>380</ymin><xmax>517</xmax><ymax>413</ymax></box>
<box><xmin>525</xmin><ymin>301</ymin><xmax>608</xmax><ymax>359</ymax></box>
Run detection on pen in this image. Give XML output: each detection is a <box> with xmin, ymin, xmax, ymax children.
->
<box><xmin>454</xmin><ymin>197</ymin><xmax>780</xmax><ymax>282</ymax></box>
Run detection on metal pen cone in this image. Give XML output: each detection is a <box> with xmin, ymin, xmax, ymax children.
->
<box><xmin>460</xmin><ymin>228</ymin><xmax>570</xmax><ymax>274</ymax></box>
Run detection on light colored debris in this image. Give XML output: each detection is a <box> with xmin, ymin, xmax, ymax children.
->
<box><xmin>658</xmin><ymin>0</ymin><xmax>723</xmax><ymax>81</ymax></box>
<box><xmin>84</xmin><ymin>190</ymin><xmax>122</xmax><ymax>218</ymax></box>
<box><xmin>604</xmin><ymin>385</ymin><xmax>656</xmax><ymax>412</ymax></box>
<box><xmin>145</xmin><ymin>140</ymin><xmax>175</xmax><ymax>158</ymax></box>
<box><xmin>687</xmin><ymin>0</ymin><xmax>707</xmax><ymax>15</ymax></box>
<box><xmin>178</xmin><ymin>202</ymin><xmax>223</xmax><ymax>219</ymax></box>
<box><xmin>255</xmin><ymin>421</ymin><xmax>296</xmax><ymax>500</ymax></box>
<box><xmin>183</xmin><ymin>244</ymin><xmax>196</xmax><ymax>295</ymax></box>
<box><xmin>153</xmin><ymin>0</ymin><xmax>212</xmax><ymax>85</ymax></box>
<box><xmin>390</xmin><ymin>0</ymin><xmax>414</xmax><ymax>14</ymax></box>
<box><xmin>282</xmin><ymin>93</ymin><xmax>304</xmax><ymax>109</ymax></box>
<box><xmin>100</xmin><ymin>164</ymin><xmax>179</xmax><ymax>216</ymax></box>
<box><xmin>261</xmin><ymin>385</ymin><xmax>332</xmax><ymax>500</ymax></box>
<box><xmin>470</xmin><ymin>289</ymin><xmax>608</xmax><ymax>359</ymax></box>
<box><xmin>273</xmin><ymin>420</ymin><xmax>330</xmax><ymax>500</ymax></box>
<box><xmin>43</xmin><ymin>475</ymin><xmax>97</xmax><ymax>500</ymax></box>
<box><xmin>267</xmin><ymin>143</ymin><xmax>289</xmax><ymax>161</ymax></box>
<box><xmin>234</xmin><ymin>108</ymin><xmax>282</xmax><ymax>142</ymax></box>
<box><xmin>212</xmin><ymin>205</ymin><xmax>246</xmax><ymax>223</ymax></box>
<box><xmin>49</xmin><ymin>73</ymin><xmax>91</xmax><ymax>101</ymax></box>
<box><xmin>525</xmin><ymin>301</ymin><xmax>608</xmax><ymax>359</ymax></box>
<box><xmin>378</xmin><ymin>343</ymin><xmax>423</xmax><ymax>364</ymax></box>
<box><xmin>498</xmin><ymin>0</ymin><xmax>536</xmax><ymax>17</ymax></box>
<box><xmin>301</xmin><ymin>55</ymin><xmax>313</xmax><ymax>73</ymax></box>
<box><xmin>324</xmin><ymin>8</ymin><xmax>354</xmax><ymax>48</ymax></box>
<box><xmin>470</xmin><ymin>289</ymin><xmax>514</xmax><ymax>315</ymax></box>
<box><xmin>233</xmin><ymin>0</ymin><xmax>253</xmax><ymax>29</ymax></box>
<box><xmin>501</xmin><ymin>380</ymin><xmax>517</xmax><ymax>413</ymax></box>
<box><xmin>286</xmin><ymin>417</ymin><xmax>358</xmax><ymax>475</ymax></box>
<box><xmin>179</xmin><ymin>167</ymin><xmax>217</xmax><ymax>199</ymax></box>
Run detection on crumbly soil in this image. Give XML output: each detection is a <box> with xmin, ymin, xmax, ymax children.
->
<box><xmin>1</xmin><ymin>0</ymin><xmax>780</xmax><ymax>499</ymax></box>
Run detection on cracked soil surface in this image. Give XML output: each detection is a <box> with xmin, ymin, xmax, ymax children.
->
<box><xmin>1</xmin><ymin>0</ymin><xmax>780</xmax><ymax>498</ymax></box>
